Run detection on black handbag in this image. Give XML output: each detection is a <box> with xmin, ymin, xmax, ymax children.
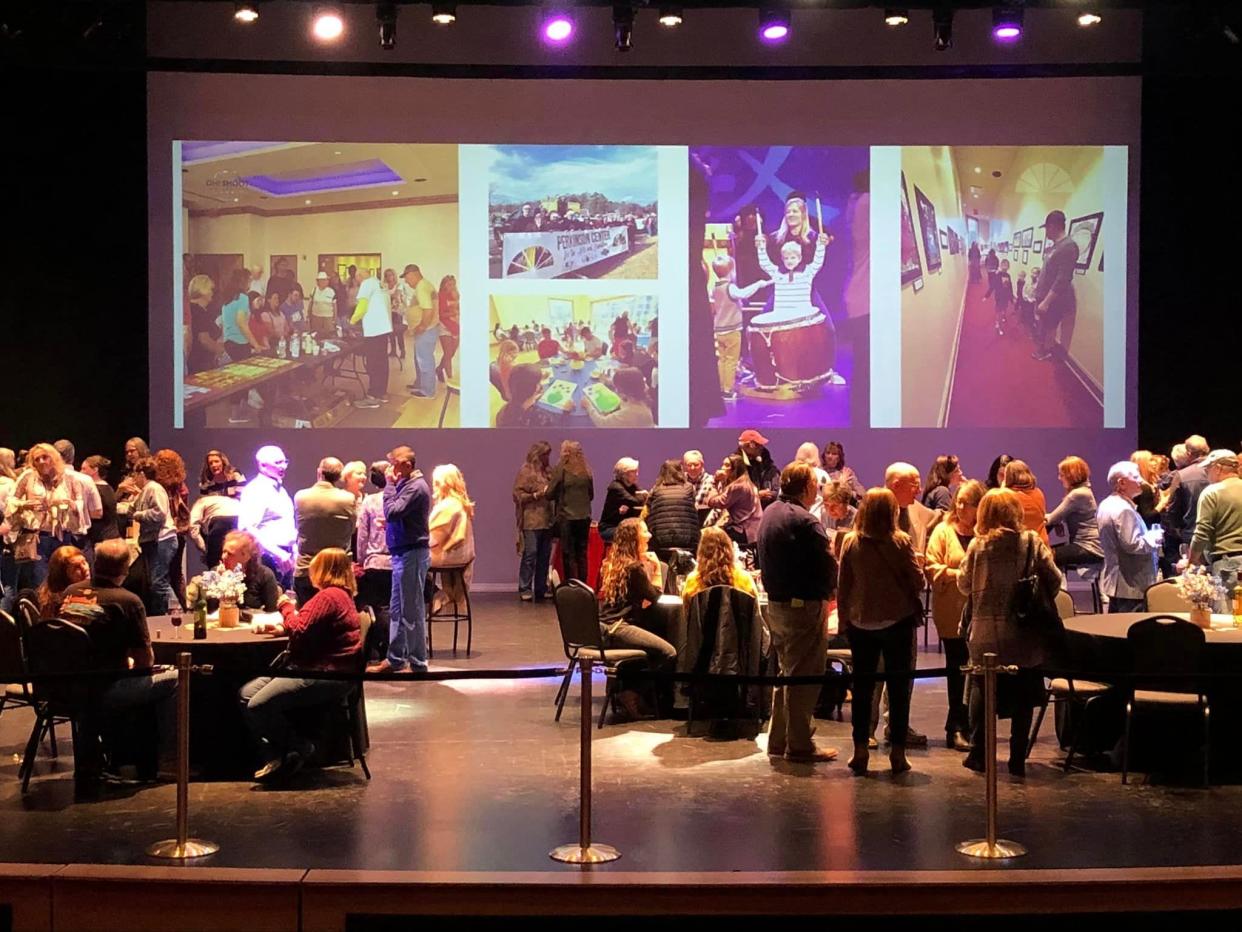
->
<box><xmin>1011</xmin><ymin>534</ymin><xmax>1061</xmax><ymax>634</ymax></box>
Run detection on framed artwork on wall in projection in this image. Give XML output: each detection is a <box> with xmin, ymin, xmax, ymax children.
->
<box><xmin>939</xmin><ymin>229</ymin><xmax>949</xmax><ymax>250</ymax></box>
<box><xmin>1069</xmin><ymin>211</ymin><xmax>1104</xmax><ymax>272</ymax></box>
<box><xmin>965</xmin><ymin>215</ymin><xmax>979</xmax><ymax>244</ymax></box>
<box><xmin>899</xmin><ymin>172</ymin><xmax>923</xmax><ymax>285</ymax></box>
<box><xmin>1033</xmin><ymin>227</ymin><xmax>1043</xmax><ymax>254</ymax></box>
<box><xmin>1022</xmin><ymin>248</ymin><xmax>1030</xmax><ymax>264</ymax></box>
<box><xmin>914</xmin><ymin>185</ymin><xmax>942</xmax><ymax>273</ymax></box>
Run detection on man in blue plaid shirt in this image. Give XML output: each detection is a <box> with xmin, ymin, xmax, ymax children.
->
<box><xmin>682</xmin><ymin>450</ymin><xmax>717</xmax><ymax>526</ymax></box>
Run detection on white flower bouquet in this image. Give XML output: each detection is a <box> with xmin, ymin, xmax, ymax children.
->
<box><xmin>187</xmin><ymin>565</ymin><xmax>247</xmax><ymax>605</ymax></box>
<box><xmin>1175</xmin><ymin>567</ymin><xmax>1226</xmax><ymax>612</ymax></box>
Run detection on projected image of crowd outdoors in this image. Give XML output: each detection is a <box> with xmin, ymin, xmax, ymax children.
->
<box><xmin>690</xmin><ymin>146</ymin><xmax>870</xmax><ymax>429</ymax></box>
<box><xmin>486</xmin><ymin>145</ymin><xmax>659</xmax><ymax>280</ymax></box>
<box><xmin>895</xmin><ymin>145</ymin><xmax>1125</xmax><ymax>429</ymax></box>
<box><xmin>176</xmin><ymin>141</ymin><xmax>460</xmax><ymax>429</ymax></box>
<box><xmin>488</xmin><ymin>294</ymin><xmax>659</xmax><ymax>427</ymax></box>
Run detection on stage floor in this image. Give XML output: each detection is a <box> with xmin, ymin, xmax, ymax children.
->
<box><xmin>2</xmin><ymin>594</ymin><xmax>1241</xmax><ymax>873</ymax></box>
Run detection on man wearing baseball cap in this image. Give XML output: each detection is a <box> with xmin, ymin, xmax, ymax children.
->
<box><xmin>308</xmin><ymin>271</ymin><xmax>337</xmax><ymax>338</ymax></box>
<box><xmin>1189</xmin><ymin>450</ymin><xmax>1242</xmax><ymax>607</ymax></box>
<box><xmin>1097</xmin><ymin>461</ymin><xmax>1162</xmax><ymax>613</ymax></box>
<box><xmin>737</xmin><ymin>429</ymin><xmax>780</xmax><ymax>508</ymax></box>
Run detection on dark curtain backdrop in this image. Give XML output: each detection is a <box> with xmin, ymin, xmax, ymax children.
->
<box><xmin>0</xmin><ymin>6</ymin><xmax>1237</xmax><ymax>465</ymax></box>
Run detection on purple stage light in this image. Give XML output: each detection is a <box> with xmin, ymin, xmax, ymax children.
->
<box><xmin>758</xmin><ymin>8</ymin><xmax>790</xmax><ymax>43</ymax></box>
<box><xmin>993</xmin><ymin>25</ymin><xmax>1020</xmax><ymax>40</ymax></box>
<box><xmin>992</xmin><ymin>6</ymin><xmax>1023</xmax><ymax>43</ymax></box>
<box><xmin>543</xmin><ymin>13</ymin><xmax>574</xmax><ymax>44</ymax></box>
<box><xmin>761</xmin><ymin>23</ymin><xmax>788</xmax><ymax>41</ymax></box>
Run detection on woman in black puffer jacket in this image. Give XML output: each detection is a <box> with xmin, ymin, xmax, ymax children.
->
<box><xmin>644</xmin><ymin>459</ymin><xmax>702</xmax><ymax>558</ymax></box>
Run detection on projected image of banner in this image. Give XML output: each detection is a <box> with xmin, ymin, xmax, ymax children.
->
<box><xmin>486</xmin><ymin>144</ymin><xmax>659</xmax><ymax>281</ymax></box>
<box><xmin>892</xmin><ymin>145</ymin><xmax>1126</xmax><ymax>428</ymax></box>
<box><xmin>176</xmin><ymin>141</ymin><xmax>460</xmax><ymax>430</ymax></box>
<box><xmin>502</xmin><ymin>225</ymin><xmax>631</xmax><ymax>279</ymax></box>
<box><xmin>689</xmin><ymin>145</ymin><xmax>869</xmax><ymax>429</ymax></box>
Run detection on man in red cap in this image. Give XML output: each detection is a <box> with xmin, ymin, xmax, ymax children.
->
<box><xmin>737</xmin><ymin>429</ymin><xmax>781</xmax><ymax>508</ymax></box>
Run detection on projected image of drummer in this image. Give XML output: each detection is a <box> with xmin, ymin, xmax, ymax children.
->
<box><xmin>692</xmin><ymin>146</ymin><xmax>869</xmax><ymax>429</ymax></box>
<box><xmin>484</xmin><ymin>145</ymin><xmax>660</xmax><ymax>280</ymax></box>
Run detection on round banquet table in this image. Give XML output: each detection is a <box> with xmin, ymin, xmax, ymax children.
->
<box><xmin>1062</xmin><ymin>612</ymin><xmax>1242</xmax><ymax>774</ymax></box>
<box><xmin>148</xmin><ymin>615</ymin><xmax>289</xmax><ymax>779</ymax></box>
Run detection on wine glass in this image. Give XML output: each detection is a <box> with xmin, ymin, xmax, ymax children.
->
<box><xmin>170</xmin><ymin>608</ymin><xmax>183</xmax><ymax>640</ymax></box>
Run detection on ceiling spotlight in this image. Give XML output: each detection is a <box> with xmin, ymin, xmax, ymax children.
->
<box><xmin>542</xmin><ymin>11</ymin><xmax>575</xmax><ymax>44</ymax></box>
<box><xmin>1077</xmin><ymin>10</ymin><xmax>1102</xmax><ymax>28</ymax></box>
<box><xmin>759</xmin><ymin>8</ymin><xmax>790</xmax><ymax>44</ymax></box>
<box><xmin>932</xmin><ymin>6</ymin><xmax>953</xmax><ymax>51</ymax></box>
<box><xmin>234</xmin><ymin>2</ymin><xmax>259</xmax><ymax>24</ymax></box>
<box><xmin>992</xmin><ymin>5</ymin><xmax>1024</xmax><ymax>43</ymax></box>
<box><xmin>312</xmin><ymin>5</ymin><xmax>345</xmax><ymax>42</ymax></box>
<box><xmin>658</xmin><ymin>5</ymin><xmax>683</xmax><ymax>28</ymax></box>
<box><xmin>377</xmin><ymin>1</ymin><xmax>397</xmax><ymax>50</ymax></box>
<box><xmin>884</xmin><ymin>8</ymin><xmax>909</xmax><ymax>28</ymax></box>
<box><xmin>613</xmin><ymin>5</ymin><xmax>634</xmax><ymax>51</ymax></box>
<box><xmin>431</xmin><ymin>2</ymin><xmax>457</xmax><ymax>25</ymax></box>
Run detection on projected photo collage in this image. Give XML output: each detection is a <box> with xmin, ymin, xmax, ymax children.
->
<box><xmin>172</xmin><ymin>142</ymin><xmax>1126</xmax><ymax>431</ymax></box>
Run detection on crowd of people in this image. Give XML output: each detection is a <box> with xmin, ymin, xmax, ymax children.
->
<box><xmin>492</xmin><ymin>203</ymin><xmax>656</xmax><ymax>238</ymax></box>
<box><xmin>3</xmin><ymin>426</ymin><xmax>1239</xmax><ymax>791</ymax></box>
<box><xmin>184</xmin><ymin>259</ymin><xmax>459</xmax><ymax>422</ymax></box>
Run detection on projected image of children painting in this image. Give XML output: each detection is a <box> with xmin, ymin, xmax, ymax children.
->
<box><xmin>488</xmin><ymin>293</ymin><xmax>659</xmax><ymax>428</ymax></box>
<box><xmin>897</xmin><ymin>146</ymin><xmax>1124</xmax><ymax>428</ymax></box>
<box><xmin>485</xmin><ymin>145</ymin><xmax>659</xmax><ymax>280</ymax></box>
<box><xmin>689</xmin><ymin>146</ymin><xmax>870</xmax><ymax>429</ymax></box>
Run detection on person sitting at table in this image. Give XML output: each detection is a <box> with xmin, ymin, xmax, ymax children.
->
<box><xmin>495</xmin><ymin>364</ymin><xmax>555</xmax><ymax>428</ymax></box>
<box><xmin>821</xmin><ymin>481</ymin><xmax>858</xmax><ymax>559</ymax></box>
<box><xmin>536</xmin><ymin>327</ymin><xmax>561</xmax><ymax>360</ymax></box>
<box><xmin>643</xmin><ymin>459</ymin><xmax>701</xmax><ymax>558</ymax></box>
<box><xmin>428</xmin><ymin>464</ymin><xmax>475</xmax><ymax>613</ymax></box>
<box><xmin>246</xmin><ymin>291</ymin><xmax>273</xmax><ymax>351</ymax></box>
<box><xmin>598</xmin><ymin>457</ymin><xmax>647</xmax><ymax>543</ymax></box>
<box><xmin>578</xmin><ymin>326</ymin><xmax>604</xmax><ymax>359</ymax></box>
<box><xmin>680</xmin><ymin>526</ymin><xmax>758</xmax><ymax>602</ymax></box>
<box><xmin>586</xmin><ymin>367</ymin><xmax>655</xmax><ymax>428</ymax></box>
<box><xmin>219</xmin><ymin>529</ymin><xmax>280</xmax><ymax>612</ymax></box>
<box><xmin>1045</xmin><ymin>455</ymin><xmax>1105</xmax><ymax>569</ymax></box>
<box><xmin>238</xmin><ymin>547</ymin><xmax>362</xmax><ymax>783</ymax></box>
<box><xmin>613</xmin><ymin>339</ymin><xmax>656</xmax><ymax>388</ymax></box>
<box><xmin>35</xmin><ymin>545</ymin><xmax>91</xmax><ymax>619</ymax></box>
<box><xmin>597</xmin><ymin>518</ymin><xmax>677</xmax><ymax>719</ymax></box>
<box><xmin>490</xmin><ymin>339</ymin><xmax>520</xmax><ymax>402</ymax></box>
<box><xmin>1000</xmin><ymin>459</ymin><xmax>1050</xmax><ymax>546</ymax></box>
<box><xmin>706</xmin><ymin>453</ymin><xmax>763</xmax><ymax>549</ymax></box>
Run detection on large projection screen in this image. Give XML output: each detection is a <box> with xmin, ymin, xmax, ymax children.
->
<box><xmin>149</xmin><ymin>72</ymin><xmax>1140</xmax><ymax>586</ymax></box>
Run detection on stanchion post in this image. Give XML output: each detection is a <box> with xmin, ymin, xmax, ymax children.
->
<box><xmin>956</xmin><ymin>652</ymin><xmax>1026</xmax><ymax>860</ymax></box>
<box><xmin>147</xmin><ymin>652</ymin><xmax>219</xmax><ymax>860</ymax></box>
<box><xmin>550</xmin><ymin>656</ymin><xmax>620</xmax><ymax>864</ymax></box>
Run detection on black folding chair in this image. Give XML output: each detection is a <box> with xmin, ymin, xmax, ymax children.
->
<box><xmin>0</xmin><ymin>610</ymin><xmax>36</xmax><ymax>721</ymax></box>
<box><xmin>20</xmin><ymin>618</ymin><xmax>95</xmax><ymax>793</ymax></box>
<box><xmin>1122</xmin><ymin>615</ymin><xmax>1210</xmax><ymax>786</ymax></box>
<box><xmin>552</xmin><ymin>580</ymin><xmax>647</xmax><ymax>728</ymax></box>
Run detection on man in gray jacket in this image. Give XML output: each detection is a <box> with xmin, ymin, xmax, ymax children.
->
<box><xmin>1097</xmin><ymin>461</ymin><xmax>1163</xmax><ymax>613</ymax></box>
<box><xmin>292</xmin><ymin>457</ymin><xmax>357</xmax><ymax>606</ymax></box>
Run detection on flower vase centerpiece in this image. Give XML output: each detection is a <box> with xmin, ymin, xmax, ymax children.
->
<box><xmin>1175</xmin><ymin>567</ymin><xmax>1226</xmax><ymax>629</ymax></box>
<box><xmin>189</xmin><ymin>566</ymin><xmax>248</xmax><ymax>628</ymax></box>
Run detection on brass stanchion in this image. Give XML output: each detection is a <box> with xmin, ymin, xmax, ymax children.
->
<box><xmin>550</xmin><ymin>656</ymin><xmax>620</xmax><ymax>864</ymax></box>
<box><xmin>957</xmin><ymin>652</ymin><xmax>1027</xmax><ymax>860</ymax></box>
<box><xmin>147</xmin><ymin>652</ymin><xmax>219</xmax><ymax>859</ymax></box>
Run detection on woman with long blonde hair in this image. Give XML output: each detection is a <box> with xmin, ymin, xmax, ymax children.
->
<box><xmin>680</xmin><ymin>526</ymin><xmax>756</xmax><ymax>602</ymax></box>
<box><xmin>546</xmin><ymin>441</ymin><xmax>594</xmax><ymax>583</ymax></box>
<box><xmin>490</xmin><ymin>338</ymin><xmax>520</xmax><ymax>401</ymax></box>
<box><xmin>6</xmin><ymin>442</ymin><xmax>82</xmax><ymax>592</ymax></box>
<box><xmin>429</xmin><ymin>464</ymin><xmax>475</xmax><ymax>608</ymax></box>
<box><xmin>597</xmin><ymin>518</ymin><xmax>677</xmax><ymax>720</ymax></box>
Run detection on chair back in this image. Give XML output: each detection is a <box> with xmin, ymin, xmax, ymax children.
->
<box><xmin>26</xmin><ymin>618</ymin><xmax>96</xmax><ymax>713</ymax></box>
<box><xmin>0</xmin><ymin>610</ymin><xmax>29</xmax><ymax>685</ymax></box>
<box><xmin>553</xmin><ymin>580</ymin><xmax>605</xmax><ymax>660</ymax></box>
<box><xmin>683</xmin><ymin>585</ymin><xmax>760</xmax><ymax>676</ymax></box>
<box><xmin>355</xmin><ymin>607</ymin><xmax>374</xmax><ymax>675</ymax></box>
<box><xmin>1145</xmin><ymin>579</ymin><xmax>1192</xmax><ymax>614</ymax></box>
<box><xmin>1055</xmin><ymin>588</ymin><xmax>1075</xmax><ymax>620</ymax></box>
<box><xmin>1126</xmin><ymin>615</ymin><xmax>1206</xmax><ymax>695</ymax></box>
<box><xmin>17</xmin><ymin>598</ymin><xmax>40</xmax><ymax>635</ymax></box>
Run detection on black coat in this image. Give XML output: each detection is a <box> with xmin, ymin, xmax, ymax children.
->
<box><xmin>599</xmin><ymin>480</ymin><xmax>644</xmax><ymax>536</ymax></box>
<box><xmin>645</xmin><ymin>483</ymin><xmax>701</xmax><ymax>554</ymax></box>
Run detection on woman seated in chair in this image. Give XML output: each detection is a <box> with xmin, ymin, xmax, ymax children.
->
<box><xmin>239</xmin><ymin>548</ymin><xmax>362</xmax><ymax>783</ymax></box>
<box><xmin>220</xmin><ymin>530</ymin><xmax>280</xmax><ymax>612</ymax></box>
<box><xmin>428</xmin><ymin>464</ymin><xmax>475</xmax><ymax>612</ymax></box>
<box><xmin>34</xmin><ymin>545</ymin><xmax>91</xmax><ymax>619</ymax></box>
<box><xmin>597</xmin><ymin>518</ymin><xmax>677</xmax><ymax>719</ymax></box>
<box><xmin>681</xmin><ymin>527</ymin><xmax>757</xmax><ymax>603</ymax></box>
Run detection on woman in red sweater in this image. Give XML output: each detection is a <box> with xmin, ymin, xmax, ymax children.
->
<box><xmin>239</xmin><ymin>548</ymin><xmax>362</xmax><ymax>783</ymax></box>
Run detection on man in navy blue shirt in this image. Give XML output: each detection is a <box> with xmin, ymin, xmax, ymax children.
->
<box><xmin>368</xmin><ymin>445</ymin><xmax>432</xmax><ymax>674</ymax></box>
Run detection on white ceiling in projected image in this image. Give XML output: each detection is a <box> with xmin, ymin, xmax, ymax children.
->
<box><xmin>179</xmin><ymin>141</ymin><xmax>458</xmax><ymax>213</ymax></box>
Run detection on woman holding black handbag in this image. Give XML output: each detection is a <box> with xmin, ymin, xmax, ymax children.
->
<box><xmin>957</xmin><ymin>488</ymin><xmax>1063</xmax><ymax>777</ymax></box>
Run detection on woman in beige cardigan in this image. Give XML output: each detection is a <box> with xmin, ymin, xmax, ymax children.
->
<box><xmin>429</xmin><ymin>465</ymin><xmax>475</xmax><ymax>611</ymax></box>
<box><xmin>925</xmin><ymin>479</ymin><xmax>986</xmax><ymax>752</ymax></box>
<box><xmin>956</xmin><ymin>488</ymin><xmax>1062</xmax><ymax>777</ymax></box>
<box><xmin>837</xmin><ymin>488</ymin><xmax>926</xmax><ymax>775</ymax></box>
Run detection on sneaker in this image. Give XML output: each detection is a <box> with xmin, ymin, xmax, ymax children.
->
<box><xmin>228</xmin><ymin>413</ymin><xmax>253</xmax><ymax>424</ymax></box>
<box><xmin>825</xmin><ymin>370</ymin><xmax>846</xmax><ymax>386</ymax></box>
<box><xmin>1031</xmin><ymin>349</ymin><xmax>1053</xmax><ymax>361</ymax></box>
<box><xmin>353</xmin><ymin>396</ymin><xmax>381</xmax><ymax>409</ymax></box>
<box><xmin>519</xmin><ymin>591</ymin><xmax>534</xmax><ymax>602</ymax></box>
<box><xmin>409</xmin><ymin>390</ymin><xmax>431</xmax><ymax>398</ymax></box>
<box><xmin>722</xmin><ymin>390</ymin><xmax>738</xmax><ymax>402</ymax></box>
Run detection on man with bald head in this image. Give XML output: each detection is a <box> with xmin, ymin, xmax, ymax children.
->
<box><xmin>292</xmin><ymin>456</ymin><xmax>358</xmax><ymax>607</ymax></box>
<box><xmin>239</xmin><ymin>445</ymin><xmax>296</xmax><ymax>588</ymax></box>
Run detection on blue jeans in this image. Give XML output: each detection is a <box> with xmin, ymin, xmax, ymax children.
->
<box><xmin>14</xmin><ymin>532</ymin><xmax>63</xmax><ymax>593</ymax></box>
<box><xmin>389</xmin><ymin>547</ymin><xmax>430</xmax><ymax>670</ymax></box>
<box><xmin>141</xmin><ymin>537</ymin><xmax>178</xmax><ymax>615</ymax></box>
<box><xmin>519</xmin><ymin>528</ymin><xmax>553</xmax><ymax>599</ymax></box>
<box><xmin>96</xmin><ymin>668</ymin><xmax>180</xmax><ymax>769</ymax></box>
<box><xmin>239</xmin><ymin>674</ymin><xmax>352</xmax><ymax>764</ymax></box>
<box><xmin>412</xmin><ymin>327</ymin><xmax>439</xmax><ymax>396</ymax></box>
<box><xmin>1212</xmin><ymin>555</ymin><xmax>1242</xmax><ymax>612</ymax></box>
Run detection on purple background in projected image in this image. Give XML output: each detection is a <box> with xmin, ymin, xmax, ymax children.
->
<box><xmin>692</xmin><ymin>146</ymin><xmax>870</xmax><ymax>430</ymax></box>
<box><xmin>149</xmin><ymin>73</ymin><xmax>1140</xmax><ymax>588</ymax></box>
